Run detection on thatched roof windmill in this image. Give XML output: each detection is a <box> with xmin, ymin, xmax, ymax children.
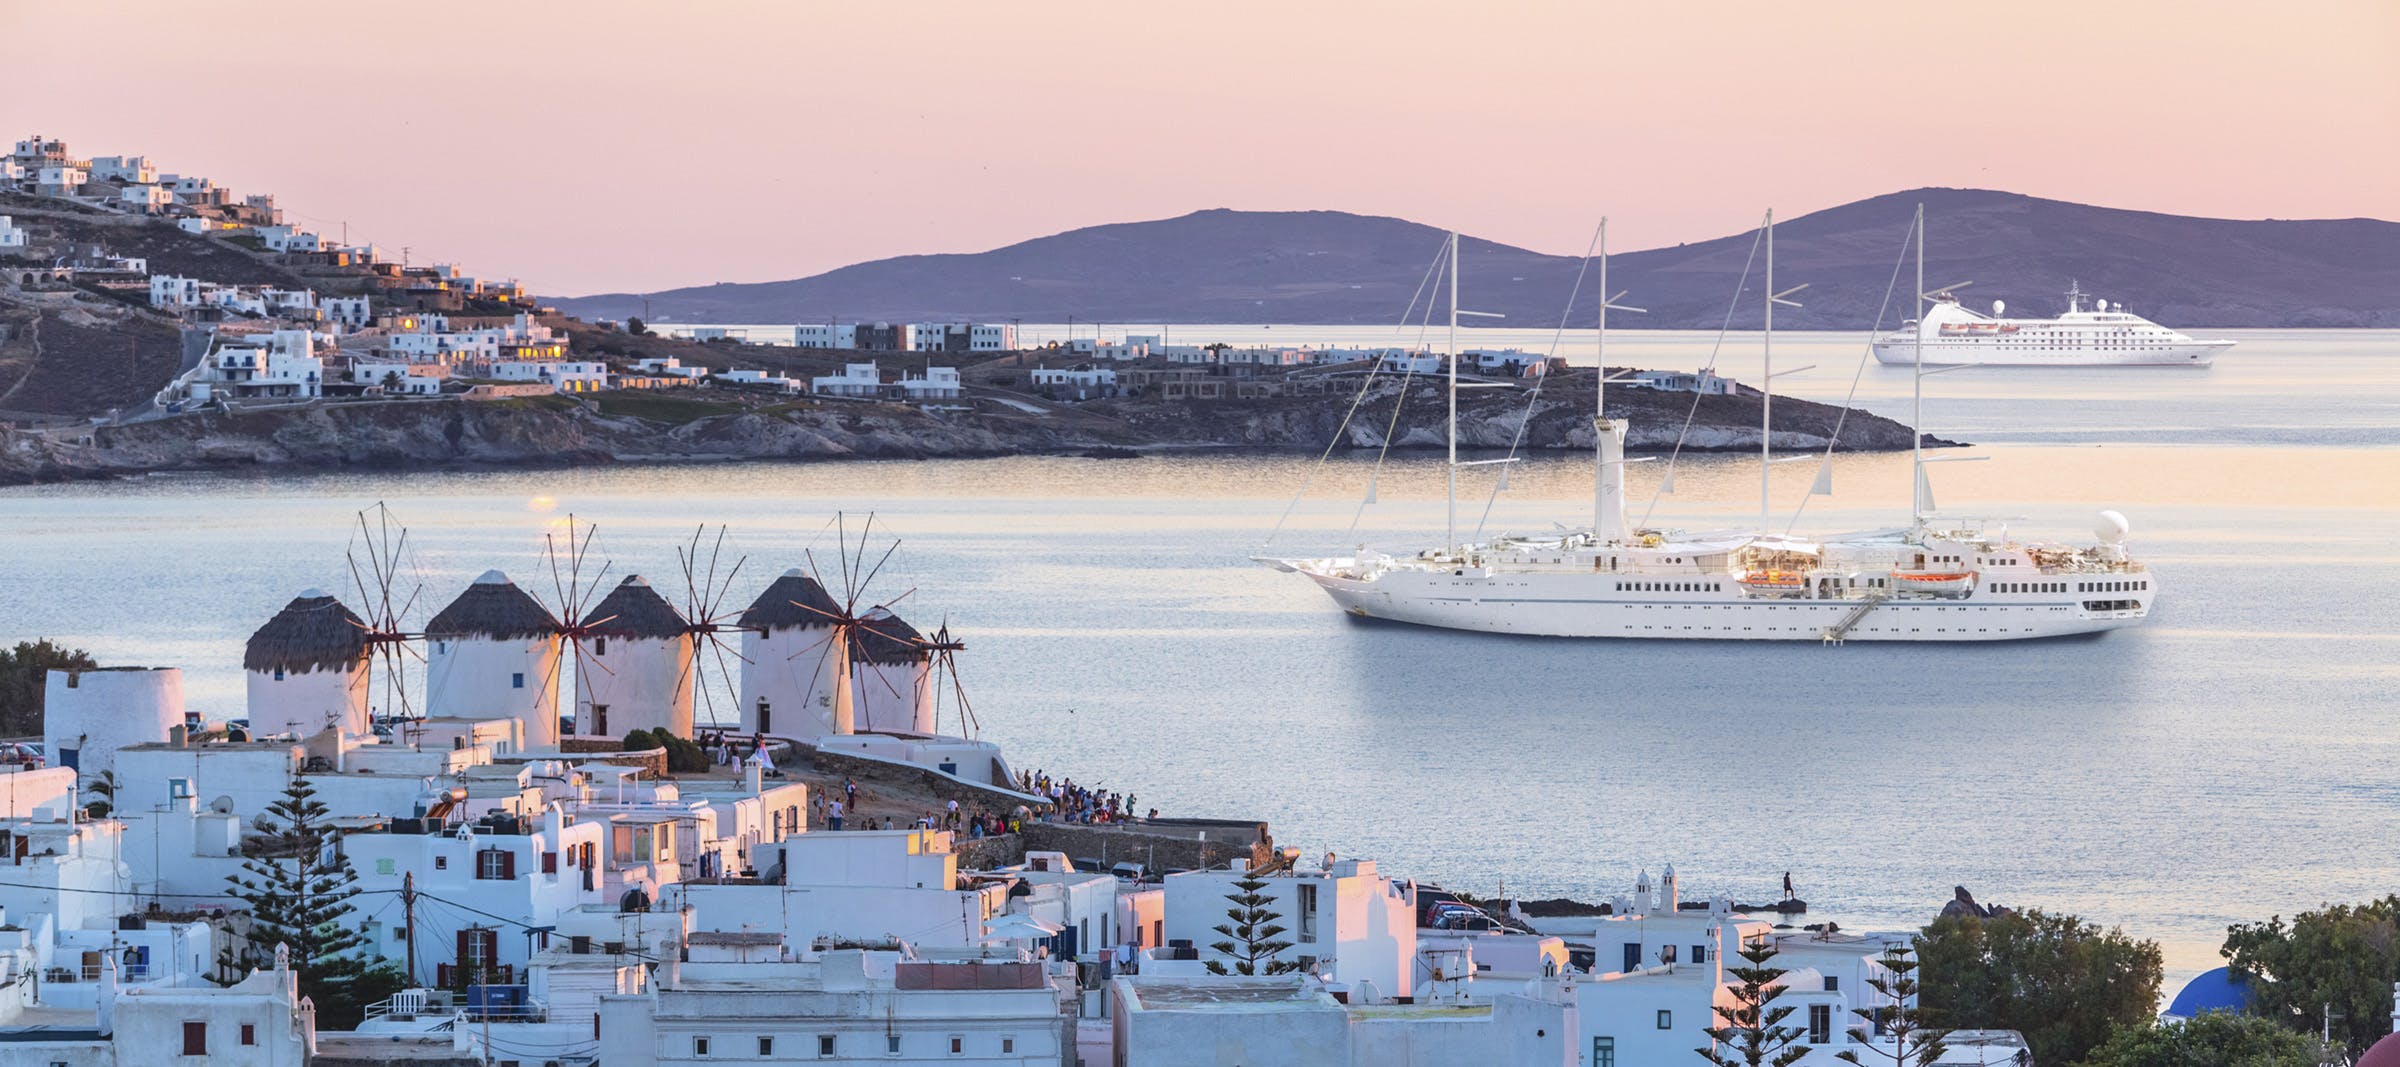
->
<box><xmin>781</xmin><ymin>513</ymin><xmax>915</xmax><ymax>737</ymax></box>
<box><xmin>245</xmin><ymin>588</ymin><xmax>374</xmax><ymax>736</ymax></box>
<box><xmin>423</xmin><ymin>567</ymin><xmax>564</xmax><ymax>738</ymax></box>
<box><xmin>577</xmin><ymin>574</ymin><xmax>694</xmax><ymax>737</ymax></box>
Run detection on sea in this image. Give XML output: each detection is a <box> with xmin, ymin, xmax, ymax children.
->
<box><xmin>3</xmin><ymin>326</ymin><xmax>2395</xmax><ymax>987</ymax></box>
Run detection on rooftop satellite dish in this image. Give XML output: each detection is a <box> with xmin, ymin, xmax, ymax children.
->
<box><xmin>2095</xmin><ymin>510</ymin><xmax>2130</xmax><ymax>545</ymax></box>
<box><xmin>1991</xmin><ymin>299</ymin><xmax>2005</xmax><ymax>316</ymax></box>
<box><xmin>211</xmin><ymin>795</ymin><xmax>237</xmax><ymax>814</ymax></box>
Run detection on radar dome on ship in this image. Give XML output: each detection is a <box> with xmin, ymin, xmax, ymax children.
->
<box><xmin>1991</xmin><ymin>299</ymin><xmax>2005</xmax><ymax>316</ymax></box>
<box><xmin>2095</xmin><ymin>510</ymin><xmax>2130</xmax><ymax>544</ymax></box>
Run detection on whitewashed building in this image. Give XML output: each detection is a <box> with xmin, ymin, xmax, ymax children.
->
<box><xmin>346</xmin><ymin>808</ymin><xmax>611</xmax><ymax>986</ymax></box>
<box><xmin>170</xmin><ymin>174</ymin><xmax>227</xmax><ymax>206</ymax></box>
<box><xmin>117</xmin><ymin>183</ymin><xmax>173</xmax><ymax>213</ymax></box>
<box><xmin>0</xmin><ymin>215</ymin><xmax>26</xmax><ymax>252</ymax></box>
<box><xmin>7</xmin><ymin>946</ymin><xmax>318</xmax><ymax>1067</ymax></box>
<box><xmin>86</xmin><ymin>155</ymin><xmax>157</xmax><ymax>183</ymax></box>
<box><xmin>792</xmin><ymin>323</ymin><xmax>859</xmax><ymax>350</ymax></box>
<box><xmin>1110</xmin><ymin>973</ymin><xmax>1579</xmax><ymax>1067</ymax></box>
<box><xmin>350</xmin><ymin>361</ymin><xmax>448</xmax><ymax>395</ymax></box>
<box><xmin>899</xmin><ymin>366</ymin><xmax>963</xmax><ymax>401</ymax></box>
<box><xmin>634</xmin><ymin>356</ymin><xmax>707</xmax><ymax>379</ymax></box>
<box><xmin>243</xmin><ymin>589</ymin><xmax>372</xmax><ymax>738</ymax></box>
<box><xmin>812</xmin><ymin>362</ymin><xmax>886</xmax><ymax>398</ymax></box>
<box><xmin>677</xmin><ymin>830</ymin><xmax>1008</xmax><ymax>951</ymax></box>
<box><xmin>321</xmin><ymin>295</ymin><xmax>372</xmax><ymax>328</ymax></box>
<box><xmin>482</xmin><ymin>358</ymin><xmax>610</xmax><ymax>393</ymax></box>
<box><xmin>1163</xmin><ymin>856</ymin><xmax>1417</xmax><ymax>1000</ymax></box>
<box><xmin>253</xmin><ymin>224</ymin><xmax>325</xmax><ymax>253</ymax></box>
<box><xmin>599</xmin><ymin>949</ymin><xmax>1065</xmax><ymax>1066</ymax></box>
<box><xmin>425</xmin><ymin>570</ymin><xmax>566</xmax><ymax>748</ymax></box>
<box><xmin>909</xmin><ymin>322</ymin><xmax>1020</xmax><ymax>353</ymax></box>
<box><xmin>35</xmin><ymin>164</ymin><xmax>87</xmax><ymax>195</ymax></box>
<box><xmin>1028</xmin><ymin>366</ymin><xmax>1117</xmax><ymax>399</ymax></box>
<box><xmin>149</xmin><ymin>274</ymin><xmax>205</xmax><ymax>309</ymax></box>
<box><xmin>1627</xmin><ymin>368</ymin><xmax>1737</xmax><ymax>395</ymax></box>
<box><xmin>43</xmin><ymin>666</ymin><xmax>184</xmax><ymax>781</ymax></box>
<box><xmin>157</xmin><ymin>329</ymin><xmax>326</xmax><ymax>402</ymax></box>
<box><xmin>574</xmin><ymin>575</ymin><xmax>696</xmax><ymax>740</ymax></box>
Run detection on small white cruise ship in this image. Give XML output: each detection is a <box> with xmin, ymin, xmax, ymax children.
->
<box><xmin>1871</xmin><ymin>282</ymin><xmax>2233</xmax><ymax>367</ymax></box>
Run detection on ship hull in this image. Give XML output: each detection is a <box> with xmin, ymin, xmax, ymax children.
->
<box><xmin>1300</xmin><ymin>566</ymin><xmax>2148</xmax><ymax>642</ymax></box>
<box><xmin>1870</xmin><ymin>339</ymin><xmax>2230</xmax><ymax>367</ymax></box>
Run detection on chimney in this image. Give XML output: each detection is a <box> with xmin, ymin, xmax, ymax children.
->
<box><xmin>746</xmin><ymin>760</ymin><xmax>763</xmax><ymax>795</ymax></box>
<box><xmin>167</xmin><ymin>724</ymin><xmax>187</xmax><ymax>747</ymax></box>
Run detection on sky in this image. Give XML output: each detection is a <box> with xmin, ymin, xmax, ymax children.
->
<box><xmin>7</xmin><ymin>0</ymin><xmax>2395</xmax><ymax>296</ymax></box>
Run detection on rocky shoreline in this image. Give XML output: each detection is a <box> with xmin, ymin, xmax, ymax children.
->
<box><xmin>0</xmin><ymin>379</ymin><xmax>1945</xmax><ymax>487</ymax></box>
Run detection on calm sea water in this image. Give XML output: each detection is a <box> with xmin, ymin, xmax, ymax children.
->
<box><xmin>2</xmin><ymin>329</ymin><xmax>2395</xmax><ymax>984</ymax></box>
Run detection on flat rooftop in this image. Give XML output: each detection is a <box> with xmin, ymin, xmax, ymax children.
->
<box><xmin>1126</xmin><ymin>979</ymin><xmax>1327</xmax><ymax>1011</ymax></box>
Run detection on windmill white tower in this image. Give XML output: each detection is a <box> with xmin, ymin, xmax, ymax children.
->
<box><xmin>574</xmin><ymin>576</ymin><xmax>694</xmax><ymax>740</ymax></box>
<box><xmin>849</xmin><ymin>606</ymin><xmax>934</xmax><ymax>735</ymax></box>
<box><xmin>735</xmin><ymin>568</ymin><xmax>842</xmax><ymax>738</ymax></box>
<box><xmin>739</xmin><ymin>513</ymin><xmax>920</xmax><ymax>741</ymax></box>
<box><xmin>424</xmin><ymin>570</ymin><xmax>564</xmax><ymax>745</ymax></box>
<box><xmin>243</xmin><ymin>589</ymin><xmax>372</xmax><ymax>738</ymax></box>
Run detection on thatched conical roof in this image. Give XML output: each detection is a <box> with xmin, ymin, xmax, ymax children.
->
<box><xmin>738</xmin><ymin>568</ymin><xmax>842</xmax><ymax>632</ymax></box>
<box><xmin>244</xmin><ymin>588</ymin><xmax>371</xmax><ymax>674</ymax></box>
<box><xmin>851</xmin><ymin>606</ymin><xmax>929</xmax><ymax>666</ymax></box>
<box><xmin>583</xmin><ymin>575</ymin><xmax>689</xmax><ymax>639</ymax></box>
<box><xmin>425</xmin><ymin>570</ymin><xmax>561</xmax><ymax>640</ymax></box>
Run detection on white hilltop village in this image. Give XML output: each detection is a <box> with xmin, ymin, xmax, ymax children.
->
<box><xmin>5</xmin><ymin>131</ymin><xmax>1744</xmax><ymax>433</ymax></box>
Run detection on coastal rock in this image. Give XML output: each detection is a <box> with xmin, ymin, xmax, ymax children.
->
<box><xmin>0</xmin><ymin>373</ymin><xmax>1940</xmax><ymax>486</ymax></box>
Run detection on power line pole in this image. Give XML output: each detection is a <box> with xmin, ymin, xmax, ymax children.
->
<box><xmin>400</xmin><ymin>871</ymin><xmax>417</xmax><ymax>985</ymax></box>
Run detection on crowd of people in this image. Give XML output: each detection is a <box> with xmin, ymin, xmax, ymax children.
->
<box><xmin>1019</xmin><ymin>769</ymin><xmax>1150</xmax><ymax>825</ymax></box>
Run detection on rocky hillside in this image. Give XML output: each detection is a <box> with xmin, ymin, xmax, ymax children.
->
<box><xmin>554</xmin><ymin>188</ymin><xmax>2400</xmax><ymax>328</ymax></box>
<box><xmin>0</xmin><ymin>375</ymin><xmax>1930</xmax><ymax>486</ymax></box>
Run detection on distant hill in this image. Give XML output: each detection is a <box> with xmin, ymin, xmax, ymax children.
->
<box><xmin>551</xmin><ymin>189</ymin><xmax>2400</xmax><ymax>329</ymax></box>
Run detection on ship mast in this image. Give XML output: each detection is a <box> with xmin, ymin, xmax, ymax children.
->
<box><xmin>1912</xmin><ymin>203</ymin><xmax>1925</xmax><ymax>523</ymax></box>
<box><xmin>1761</xmin><ymin>211</ymin><xmax>1773</xmax><ymax>533</ymax></box>
<box><xmin>1446</xmin><ymin>230</ymin><xmax>1459</xmax><ymax>555</ymax></box>
<box><xmin>1595</xmin><ymin>220</ymin><xmax>1607</xmax><ymax>536</ymax></box>
<box><xmin>1592</xmin><ymin>220</ymin><xmax>1644</xmax><ymax>543</ymax></box>
<box><xmin>1908</xmin><ymin>205</ymin><xmax>1976</xmax><ymax>526</ymax></box>
<box><xmin>1757</xmin><ymin>211</ymin><xmax>1808</xmax><ymax>535</ymax></box>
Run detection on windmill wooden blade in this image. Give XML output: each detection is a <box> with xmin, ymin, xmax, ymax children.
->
<box><xmin>856</xmin><ymin>538</ymin><xmax>903</xmax><ymax>605</ymax></box>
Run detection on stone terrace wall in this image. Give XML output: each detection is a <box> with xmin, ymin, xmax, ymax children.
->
<box><xmin>1020</xmin><ymin>819</ymin><xmax>1273</xmax><ymax>874</ymax></box>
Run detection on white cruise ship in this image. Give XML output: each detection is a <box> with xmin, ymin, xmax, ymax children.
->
<box><xmin>1261</xmin><ymin>208</ymin><xmax>2157</xmax><ymax>643</ymax></box>
<box><xmin>1870</xmin><ymin>282</ymin><xmax>2233</xmax><ymax>367</ymax></box>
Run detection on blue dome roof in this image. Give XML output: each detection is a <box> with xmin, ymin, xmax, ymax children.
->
<box><xmin>2164</xmin><ymin>967</ymin><xmax>2249</xmax><ymax>1019</ymax></box>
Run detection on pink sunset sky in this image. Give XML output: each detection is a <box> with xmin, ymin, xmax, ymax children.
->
<box><xmin>8</xmin><ymin>0</ymin><xmax>2395</xmax><ymax>296</ymax></box>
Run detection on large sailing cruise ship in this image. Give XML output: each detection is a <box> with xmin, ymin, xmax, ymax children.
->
<box><xmin>1262</xmin><ymin>208</ymin><xmax>2158</xmax><ymax>642</ymax></box>
<box><xmin>1870</xmin><ymin>282</ymin><xmax>2233</xmax><ymax>367</ymax></box>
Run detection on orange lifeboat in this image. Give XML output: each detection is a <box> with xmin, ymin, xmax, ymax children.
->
<box><xmin>1739</xmin><ymin>570</ymin><xmax>1806</xmax><ymax>590</ymax></box>
<box><xmin>1892</xmin><ymin>571</ymin><xmax>1975</xmax><ymax>595</ymax></box>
